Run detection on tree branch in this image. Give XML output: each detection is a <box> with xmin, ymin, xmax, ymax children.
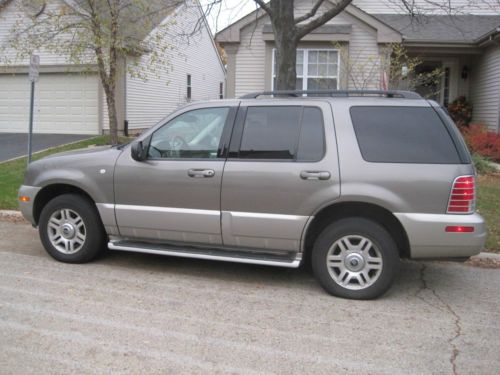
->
<box><xmin>295</xmin><ymin>0</ymin><xmax>352</xmax><ymax>40</ymax></box>
<box><xmin>294</xmin><ymin>0</ymin><xmax>325</xmax><ymax>24</ymax></box>
<box><xmin>253</xmin><ymin>0</ymin><xmax>271</xmax><ymax>15</ymax></box>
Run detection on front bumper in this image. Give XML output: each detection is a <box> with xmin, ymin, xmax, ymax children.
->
<box><xmin>395</xmin><ymin>212</ymin><xmax>486</xmax><ymax>259</ymax></box>
<box><xmin>18</xmin><ymin>185</ymin><xmax>41</xmax><ymax>226</ymax></box>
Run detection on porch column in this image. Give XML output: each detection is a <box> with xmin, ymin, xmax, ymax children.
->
<box><xmin>224</xmin><ymin>44</ymin><xmax>239</xmax><ymax>99</ymax></box>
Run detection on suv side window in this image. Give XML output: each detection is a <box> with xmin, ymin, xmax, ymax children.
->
<box><xmin>350</xmin><ymin>106</ymin><xmax>461</xmax><ymax>164</ymax></box>
<box><xmin>238</xmin><ymin>106</ymin><xmax>325</xmax><ymax>161</ymax></box>
<box><xmin>148</xmin><ymin>107</ymin><xmax>229</xmax><ymax>159</ymax></box>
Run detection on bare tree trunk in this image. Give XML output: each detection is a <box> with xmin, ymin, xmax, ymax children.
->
<box><xmin>270</xmin><ymin>0</ymin><xmax>298</xmax><ymax>90</ymax></box>
<box><xmin>90</xmin><ymin>2</ymin><xmax>119</xmax><ymax>145</ymax></box>
<box><xmin>107</xmin><ymin>3</ymin><xmax>119</xmax><ymax>145</ymax></box>
<box><xmin>95</xmin><ymin>56</ymin><xmax>119</xmax><ymax>145</ymax></box>
<box><xmin>104</xmin><ymin>86</ymin><xmax>119</xmax><ymax>145</ymax></box>
<box><xmin>255</xmin><ymin>0</ymin><xmax>353</xmax><ymax>91</ymax></box>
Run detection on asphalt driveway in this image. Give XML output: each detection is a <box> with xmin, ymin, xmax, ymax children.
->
<box><xmin>0</xmin><ymin>133</ymin><xmax>93</xmax><ymax>162</ymax></box>
<box><xmin>0</xmin><ymin>219</ymin><xmax>499</xmax><ymax>374</ymax></box>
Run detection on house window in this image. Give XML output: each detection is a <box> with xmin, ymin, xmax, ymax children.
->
<box><xmin>219</xmin><ymin>82</ymin><xmax>224</xmax><ymax>99</ymax></box>
<box><xmin>272</xmin><ymin>49</ymin><xmax>339</xmax><ymax>90</ymax></box>
<box><xmin>186</xmin><ymin>74</ymin><xmax>192</xmax><ymax>100</ymax></box>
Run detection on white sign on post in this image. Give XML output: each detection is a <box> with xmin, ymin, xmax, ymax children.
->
<box><xmin>29</xmin><ymin>54</ymin><xmax>40</xmax><ymax>82</ymax></box>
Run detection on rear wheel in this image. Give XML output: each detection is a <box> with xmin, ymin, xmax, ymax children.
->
<box><xmin>39</xmin><ymin>194</ymin><xmax>106</xmax><ymax>263</ymax></box>
<box><xmin>312</xmin><ymin>217</ymin><xmax>399</xmax><ymax>299</ymax></box>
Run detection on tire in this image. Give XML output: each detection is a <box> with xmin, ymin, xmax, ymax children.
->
<box><xmin>311</xmin><ymin>217</ymin><xmax>399</xmax><ymax>300</ymax></box>
<box><xmin>39</xmin><ymin>194</ymin><xmax>106</xmax><ymax>263</ymax></box>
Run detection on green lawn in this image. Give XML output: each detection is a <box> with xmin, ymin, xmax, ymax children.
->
<box><xmin>0</xmin><ymin>136</ymin><xmax>128</xmax><ymax>210</ymax></box>
<box><xmin>1</xmin><ymin>138</ymin><xmax>499</xmax><ymax>252</ymax></box>
<box><xmin>477</xmin><ymin>174</ymin><xmax>500</xmax><ymax>252</ymax></box>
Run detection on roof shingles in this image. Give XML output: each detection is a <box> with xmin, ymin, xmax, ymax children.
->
<box><xmin>374</xmin><ymin>14</ymin><xmax>500</xmax><ymax>43</ymax></box>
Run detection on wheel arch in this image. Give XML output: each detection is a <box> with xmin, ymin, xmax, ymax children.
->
<box><xmin>302</xmin><ymin>201</ymin><xmax>411</xmax><ymax>260</ymax></box>
<box><xmin>33</xmin><ymin>184</ymin><xmax>96</xmax><ymax>225</ymax></box>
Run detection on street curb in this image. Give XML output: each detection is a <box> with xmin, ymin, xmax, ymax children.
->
<box><xmin>474</xmin><ymin>252</ymin><xmax>500</xmax><ymax>260</ymax></box>
<box><xmin>0</xmin><ymin>210</ymin><xmax>28</xmax><ymax>224</ymax></box>
<box><xmin>0</xmin><ymin>136</ymin><xmax>98</xmax><ymax>165</ymax></box>
<box><xmin>0</xmin><ymin>210</ymin><xmax>23</xmax><ymax>218</ymax></box>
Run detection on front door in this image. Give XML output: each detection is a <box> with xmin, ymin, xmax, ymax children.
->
<box><xmin>114</xmin><ymin>105</ymin><xmax>235</xmax><ymax>245</ymax></box>
<box><xmin>221</xmin><ymin>101</ymin><xmax>340</xmax><ymax>252</ymax></box>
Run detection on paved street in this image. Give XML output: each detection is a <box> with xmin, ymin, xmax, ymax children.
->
<box><xmin>0</xmin><ymin>219</ymin><xmax>499</xmax><ymax>374</ymax></box>
<box><xmin>0</xmin><ymin>133</ymin><xmax>92</xmax><ymax>162</ymax></box>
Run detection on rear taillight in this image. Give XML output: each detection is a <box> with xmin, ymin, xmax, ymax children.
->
<box><xmin>447</xmin><ymin>175</ymin><xmax>476</xmax><ymax>214</ymax></box>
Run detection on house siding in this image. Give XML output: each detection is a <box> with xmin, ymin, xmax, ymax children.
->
<box><xmin>234</xmin><ymin>17</ymin><xmax>267</xmax><ymax>97</ymax></box>
<box><xmin>125</xmin><ymin>1</ymin><xmax>225</xmax><ymax>130</ymax></box>
<box><xmin>343</xmin><ymin>12</ymin><xmax>380</xmax><ymax>90</ymax></box>
<box><xmin>0</xmin><ymin>0</ymin><xmax>93</xmax><ymax>66</ymax></box>
<box><xmin>471</xmin><ymin>44</ymin><xmax>500</xmax><ymax>132</ymax></box>
<box><xmin>232</xmin><ymin>0</ymin><xmax>382</xmax><ymax>98</ymax></box>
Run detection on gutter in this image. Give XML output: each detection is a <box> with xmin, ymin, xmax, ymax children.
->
<box><xmin>476</xmin><ymin>27</ymin><xmax>500</xmax><ymax>47</ymax></box>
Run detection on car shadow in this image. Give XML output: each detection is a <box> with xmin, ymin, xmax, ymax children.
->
<box><xmin>95</xmin><ymin>250</ymin><xmax>431</xmax><ymax>298</ymax></box>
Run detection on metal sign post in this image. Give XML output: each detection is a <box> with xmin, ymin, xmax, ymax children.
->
<box><xmin>28</xmin><ymin>54</ymin><xmax>39</xmax><ymax>164</ymax></box>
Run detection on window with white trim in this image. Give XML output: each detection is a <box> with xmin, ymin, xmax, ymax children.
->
<box><xmin>272</xmin><ymin>49</ymin><xmax>339</xmax><ymax>90</ymax></box>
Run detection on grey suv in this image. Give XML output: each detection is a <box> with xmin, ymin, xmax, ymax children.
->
<box><xmin>18</xmin><ymin>90</ymin><xmax>486</xmax><ymax>299</ymax></box>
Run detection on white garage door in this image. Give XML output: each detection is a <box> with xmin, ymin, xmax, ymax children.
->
<box><xmin>0</xmin><ymin>73</ymin><xmax>99</xmax><ymax>134</ymax></box>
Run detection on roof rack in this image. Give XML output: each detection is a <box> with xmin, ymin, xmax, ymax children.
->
<box><xmin>240</xmin><ymin>90</ymin><xmax>422</xmax><ymax>99</ymax></box>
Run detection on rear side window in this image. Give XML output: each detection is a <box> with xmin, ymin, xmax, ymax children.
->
<box><xmin>239</xmin><ymin>106</ymin><xmax>325</xmax><ymax>161</ymax></box>
<box><xmin>350</xmin><ymin>106</ymin><xmax>461</xmax><ymax>164</ymax></box>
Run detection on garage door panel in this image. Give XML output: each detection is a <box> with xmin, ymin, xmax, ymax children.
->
<box><xmin>0</xmin><ymin>73</ymin><xmax>99</xmax><ymax>134</ymax></box>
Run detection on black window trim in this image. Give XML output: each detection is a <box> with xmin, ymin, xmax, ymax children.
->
<box><xmin>145</xmin><ymin>106</ymin><xmax>238</xmax><ymax>162</ymax></box>
<box><xmin>228</xmin><ymin>105</ymin><xmax>327</xmax><ymax>162</ymax></box>
<box><xmin>431</xmin><ymin>104</ymin><xmax>471</xmax><ymax>164</ymax></box>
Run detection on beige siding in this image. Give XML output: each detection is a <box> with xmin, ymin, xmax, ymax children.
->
<box><xmin>471</xmin><ymin>44</ymin><xmax>500</xmax><ymax>132</ymax></box>
<box><xmin>234</xmin><ymin>17</ymin><xmax>268</xmax><ymax>98</ymax></box>
<box><xmin>343</xmin><ymin>12</ymin><xmax>380</xmax><ymax>89</ymax></box>
<box><xmin>233</xmin><ymin>0</ymin><xmax>382</xmax><ymax>97</ymax></box>
<box><xmin>126</xmin><ymin>1</ymin><xmax>225</xmax><ymax>130</ymax></box>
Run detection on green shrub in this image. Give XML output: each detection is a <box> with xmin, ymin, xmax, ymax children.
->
<box><xmin>448</xmin><ymin>96</ymin><xmax>473</xmax><ymax>127</ymax></box>
<box><xmin>472</xmin><ymin>153</ymin><xmax>496</xmax><ymax>175</ymax></box>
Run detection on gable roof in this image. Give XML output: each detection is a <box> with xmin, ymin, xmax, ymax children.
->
<box><xmin>215</xmin><ymin>1</ymin><xmax>402</xmax><ymax>44</ymax></box>
<box><xmin>374</xmin><ymin>14</ymin><xmax>500</xmax><ymax>44</ymax></box>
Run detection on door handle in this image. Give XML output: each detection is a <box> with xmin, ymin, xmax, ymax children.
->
<box><xmin>188</xmin><ymin>169</ymin><xmax>215</xmax><ymax>178</ymax></box>
<box><xmin>300</xmin><ymin>170</ymin><xmax>331</xmax><ymax>180</ymax></box>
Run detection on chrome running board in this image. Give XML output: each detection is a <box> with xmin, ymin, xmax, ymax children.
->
<box><xmin>108</xmin><ymin>240</ymin><xmax>302</xmax><ymax>268</ymax></box>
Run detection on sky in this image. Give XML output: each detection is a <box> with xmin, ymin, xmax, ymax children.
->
<box><xmin>200</xmin><ymin>0</ymin><xmax>258</xmax><ymax>34</ymax></box>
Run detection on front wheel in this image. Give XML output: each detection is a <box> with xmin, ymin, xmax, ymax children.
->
<box><xmin>312</xmin><ymin>218</ymin><xmax>399</xmax><ymax>300</ymax></box>
<box><xmin>39</xmin><ymin>194</ymin><xmax>106</xmax><ymax>263</ymax></box>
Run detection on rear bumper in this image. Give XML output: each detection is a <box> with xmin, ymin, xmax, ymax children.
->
<box><xmin>395</xmin><ymin>212</ymin><xmax>486</xmax><ymax>259</ymax></box>
<box><xmin>18</xmin><ymin>185</ymin><xmax>41</xmax><ymax>226</ymax></box>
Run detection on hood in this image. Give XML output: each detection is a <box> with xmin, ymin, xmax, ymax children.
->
<box><xmin>43</xmin><ymin>145</ymin><xmax>115</xmax><ymax>159</ymax></box>
<box><xmin>24</xmin><ymin>144</ymin><xmax>125</xmax><ymax>189</ymax></box>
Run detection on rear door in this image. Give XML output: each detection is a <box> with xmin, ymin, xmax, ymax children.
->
<box><xmin>221</xmin><ymin>100</ymin><xmax>340</xmax><ymax>252</ymax></box>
